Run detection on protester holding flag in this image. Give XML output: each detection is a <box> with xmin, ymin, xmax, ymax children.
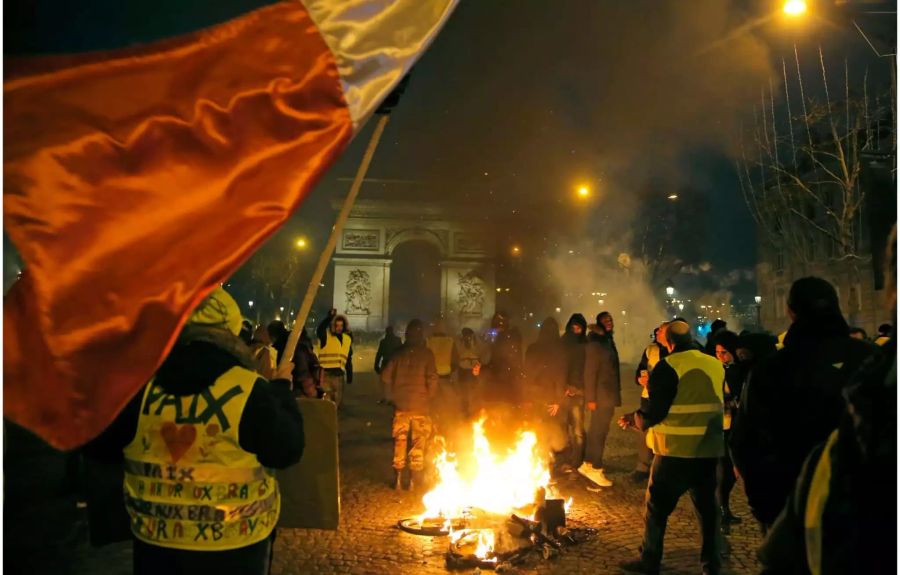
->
<box><xmin>85</xmin><ymin>287</ymin><xmax>303</xmax><ymax>573</ymax></box>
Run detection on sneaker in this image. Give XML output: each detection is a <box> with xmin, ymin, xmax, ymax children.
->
<box><xmin>580</xmin><ymin>465</ymin><xmax>613</xmax><ymax>488</ymax></box>
<box><xmin>619</xmin><ymin>558</ymin><xmax>660</xmax><ymax>575</ymax></box>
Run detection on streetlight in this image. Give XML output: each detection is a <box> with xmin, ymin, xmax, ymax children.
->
<box><xmin>296</xmin><ymin>237</ymin><xmax>308</xmax><ymax>249</ymax></box>
<box><xmin>511</xmin><ymin>245</ymin><xmax>521</xmax><ymax>256</ymax></box>
<box><xmin>783</xmin><ymin>0</ymin><xmax>807</xmax><ymax>17</ymax></box>
<box><xmin>248</xmin><ymin>300</ymin><xmax>254</xmax><ymax>308</ymax></box>
<box><xmin>576</xmin><ymin>185</ymin><xmax>590</xmax><ymax>199</ymax></box>
<box><xmin>755</xmin><ymin>295</ymin><xmax>763</xmax><ymax>328</ymax></box>
<box><xmin>678</xmin><ymin>303</ymin><xmax>684</xmax><ymax>312</ymax></box>
<box><xmin>667</xmin><ymin>193</ymin><xmax>679</xmax><ymax>201</ymax></box>
<box><xmin>666</xmin><ymin>286</ymin><xmax>675</xmax><ymax>297</ymax></box>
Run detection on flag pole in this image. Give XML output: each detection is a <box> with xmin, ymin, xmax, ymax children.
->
<box><xmin>278</xmin><ymin>113</ymin><xmax>390</xmax><ymax>369</ymax></box>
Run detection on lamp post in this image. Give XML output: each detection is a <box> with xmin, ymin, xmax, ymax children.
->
<box><xmin>754</xmin><ymin>295</ymin><xmax>762</xmax><ymax>329</ymax></box>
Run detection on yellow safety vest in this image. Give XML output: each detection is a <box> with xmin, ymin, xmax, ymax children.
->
<box><xmin>317</xmin><ymin>333</ymin><xmax>352</xmax><ymax>371</ymax></box>
<box><xmin>123</xmin><ymin>367</ymin><xmax>279</xmax><ymax>551</ymax></box>
<box><xmin>647</xmin><ymin>350</ymin><xmax>725</xmax><ymax>458</ymax></box>
<box><xmin>428</xmin><ymin>335</ymin><xmax>454</xmax><ymax>376</ymax></box>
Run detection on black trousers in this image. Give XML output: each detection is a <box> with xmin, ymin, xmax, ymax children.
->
<box><xmin>133</xmin><ymin>532</ymin><xmax>274</xmax><ymax>575</ymax></box>
<box><xmin>583</xmin><ymin>404</ymin><xmax>615</xmax><ymax>468</ymax></box>
<box><xmin>641</xmin><ymin>455</ymin><xmax>721</xmax><ymax>574</ymax></box>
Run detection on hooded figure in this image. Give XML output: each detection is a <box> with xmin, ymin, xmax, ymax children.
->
<box><xmin>554</xmin><ymin>313</ymin><xmax>588</xmax><ymax>471</ymax></box>
<box><xmin>85</xmin><ymin>287</ymin><xmax>303</xmax><ymax>574</ymax></box>
<box><xmin>380</xmin><ymin>319</ymin><xmax>438</xmax><ymax>490</ymax></box>
<box><xmin>759</xmin><ymin>225</ymin><xmax>898</xmax><ymax>575</ymax></box>
<box><xmin>478</xmin><ymin>312</ymin><xmax>524</xmax><ymax>406</ymax></box>
<box><xmin>374</xmin><ymin>326</ymin><xmax>402</xmax><ymax>374</ymax></box>
<box><xmin>731</xmin><ymin>277</ymin><xmax>876</xmax><ymax>529</ymax></box>
<box><xmin>525</xmin><ymin>318</ymin><xmax>565</xmax><ymax>405</ymax></box>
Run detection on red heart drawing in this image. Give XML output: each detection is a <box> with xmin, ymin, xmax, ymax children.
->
<box><xmin>160</xmin><ymin>422</ymin><xmax>197</xmax><ymax>463</ymax></box>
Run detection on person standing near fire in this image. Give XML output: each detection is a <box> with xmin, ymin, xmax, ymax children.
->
<box><xmin>381</xmin><ymin>319</ymin><xmax>438</xmax><ymax>491</ymax></box>
<box><xmin>618</xmin><ymin>319</ymin><xmax>725</xmax><ymax>575</ymax></box>
<box><xmin>557</xmin><ymin>313</ymin><xmax>588</xmax><ymax>473</ymax></box>
<box><xmin>581</xmin><ymin>313</ymin><xmax>621</xmax><ymax>489</ymax></box>
<box><xmin>427</xmin><ymin>320</ymin><xmax>457</xmax><ymax>416</ymax></box>
<box><xmin>454</xmin><ymin>327</ymin><xmax>482</xmax><ymax>418</ymax></box>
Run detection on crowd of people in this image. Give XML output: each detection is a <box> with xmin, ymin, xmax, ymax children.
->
<box><xmin>83</xmin><ymin>226</ymin><xmax>895</xmax><ymax>575</ymax></box>
<box><xmin>371</xmin><ymin>229</ymin><xmax>896</xmax><ymax>575</ymax></box>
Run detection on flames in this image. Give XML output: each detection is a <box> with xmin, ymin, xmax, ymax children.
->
<box><xmin>419</xmin><ymin>418</ymin><xmax>556</xmax><ymax>525</ymax></box>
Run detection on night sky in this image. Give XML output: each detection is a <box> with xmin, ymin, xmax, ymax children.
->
<box><xmin>3</xmin><ymin>0</ymin><xmax>895</xmax><ymax>305</ymax></box>
<box><xmin>286</xmin><ymin>0</ymin><xmax>893</xmax><ymax>304</ymax></box>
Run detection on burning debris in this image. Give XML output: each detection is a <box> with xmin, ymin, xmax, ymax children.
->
<box><xmin>397</xmin><ymin>418</ymin><xmax>596</xmax><ymax>570</ymax></box>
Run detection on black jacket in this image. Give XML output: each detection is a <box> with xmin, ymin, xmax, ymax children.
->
<box><xmin>524</xmin><ymin>330</ymin><xmax>566</xmax><ymax>405</ymax></box>
<box><xmin>730</xmin><ymin>316</ymin><xmax>876</xmax><ymax>525</ymax></box>
<box><xmin>481</xmin><ymin>330</ymin><xmax>524</xmax><ymax>404</ymax></box>
<box><xmin>584</xmin><ymin>330</ymin><xmax>621</xmax><ymax>407</ymax></box>
<box><xmin>374</xmin><ymin>333</ymin><xmax>403</xmax><ymax>374</ymax></box>
<box><xmin>561</xmin><ymin>314</ymin><xmax>588</xmax><ymax>393</ymax></box>
<box><xmin>86</xmin><ymin>340</ymin><xmax>305</xmax><ymax>470</ymax></box>
<box><xmin>758</xmin><ymin>339</ymin><xmax>896</xmax><ymax>574</ymax></box>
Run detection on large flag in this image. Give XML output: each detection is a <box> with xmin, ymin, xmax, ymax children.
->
<box><xmin>4</xmin><ymin>0</ymin><xmax>457</xmax><ymax>449</ymax></box>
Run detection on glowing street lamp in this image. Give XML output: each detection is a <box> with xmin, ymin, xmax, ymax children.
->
<box><xmin>576</xmin><ymin>185</ymin><xmax>590</xmax><ymax>199</ymax></box>
<box><xmin>783</xmin><ymin>0</ymin><xmax>807</xmax><ymax>17</ymax></box>
<box><xmin>678</xmin><ymin>303</ymin><xmax>685</xmax><ymax>312</ymax></box>
<box><xmin>248</xmin><ymin>300</ymin><xmax>254</xmax><ymax>308</ymax></box>
<box><xmin>511</xmin><ymin>245</ymin><xmax>522</xmax><ymax>256</ymax></box>
<box><xmin>296</xmin><ymin>237</ymin><xmax>308</xmax><ymax>249</ymax></box>
<box><xmin>666</xmin><ymin>286</ymin><xmax>675</xmax><ymax>297</ymax></box>
<box><xmin>667</xmin><ymin>193</ymin><xmax>679</xmax><ymax>201</ymax></box>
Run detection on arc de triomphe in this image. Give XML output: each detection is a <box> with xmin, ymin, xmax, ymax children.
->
<box><xmin>331</xmin><ymin>200</ymin><xmax>495</xmax><ymax>332</ymax></box>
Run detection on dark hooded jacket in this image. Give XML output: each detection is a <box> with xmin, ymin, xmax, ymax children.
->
<box><xmin>524</xmin><ymin>318</ymin><xmax>566</xmax><ymax>404</ymax></box>
<box><xmin>374</xmin><ymin>328</ymin><xmax>403</xmax><ymax>374</ymax></box>
<box><xmin>380</xmin><ymin>320</ymin><xmax>438</xmax><ymax>412</ymax></box>
<box><xmin>584</xmin><ymin>326</ymin><xmax>621</xmax><ymax>407</ymax></box>
<box><xmin>731</xmin><ymin>304</ymin><xmax>876</xmax><ymax>525</ymax></box>
<box><xmin>86</xmin><ymin>338</ymin><xmax>305</xmax><ymax>469</ymax></box>
<box><xmin>561</xmin><ymin>314</ymin><xmax>588</xmax><ymax>394</ymax></box>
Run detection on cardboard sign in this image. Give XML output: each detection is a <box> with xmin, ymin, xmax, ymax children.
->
<box><xmin>276</xmin><ymin>398</ymin><xmax>340</xmax><ymax>529</ymax></box>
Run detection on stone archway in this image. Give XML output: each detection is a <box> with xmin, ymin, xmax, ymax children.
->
<box><xmin>331</xmin><ymin>200</ymin><xmax>495</xmax><ymax>332</ymax></box>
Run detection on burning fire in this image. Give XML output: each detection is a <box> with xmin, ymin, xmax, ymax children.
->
<box><xmin>419</xmin><ymin>418</ymin><xmax>557</xmax><ymax>524</ymax></box>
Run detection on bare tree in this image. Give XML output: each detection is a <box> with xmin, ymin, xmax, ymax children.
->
<box><xmin>737</xmin><ymin>46</ymin><xmax>893</xmax><ymax>269</ymax></box>
<box><xmin>247</xmin><ymin>246</ymin><xmax>302</xmax><ymax>321</ymax></box>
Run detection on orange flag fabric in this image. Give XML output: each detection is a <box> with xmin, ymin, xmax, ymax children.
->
<box><xmin>4</xmin><ymin>0</ymin><xmax>457</xmax><ymax>449</ymax></box>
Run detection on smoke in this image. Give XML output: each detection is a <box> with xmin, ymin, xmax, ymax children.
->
<box><xmin>544</xmin><ymin>240</ymin><xmax>668</xmax><ymax>362</ymax></box>
<box><xmin>372</xmin><ymin>0</ymin><xmax>774</xmax><ymax>207</ymax></box>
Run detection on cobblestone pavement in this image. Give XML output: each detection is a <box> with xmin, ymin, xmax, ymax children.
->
<box><xmin>6</xmin><ymin>360</ymin><xmax>763</xmax><ymax>575</ymax></box>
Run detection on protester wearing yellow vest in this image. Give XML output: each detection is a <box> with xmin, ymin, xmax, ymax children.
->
<box><xmin>618</xmin><ymin>320</ymin><xmax>725</xmax><ymax>575</ymax></box>
<box><xmin>316</xmin><ymin>309</ymin><xmax>353</xmax><ymax>408</ymax></box>
<box><xmin>87</xmin><ymin>288</ymin><xmax>304</xmax><ymax>574</ymax></box>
